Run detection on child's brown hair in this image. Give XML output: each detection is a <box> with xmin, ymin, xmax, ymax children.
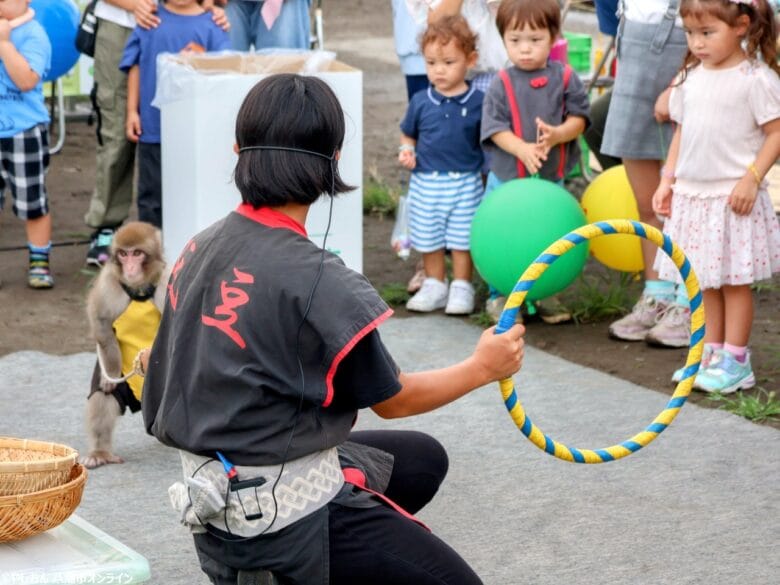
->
<box><xmin>496</xmin><ymin>0</ymin><xmax>561</xmax><ymax>39</ymax></box>
<box><xmin>679</xmin><ymin>0</ymin><xmax>779</xmax><ymax>78</ymax></box>
<box><xmin>420</xmin><ymin>14</ymin><xmax>478</xmax><ymax>56</ymax></box>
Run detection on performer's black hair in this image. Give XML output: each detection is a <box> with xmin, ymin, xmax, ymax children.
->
<box><xmin>233</xmin><ymin>74</ymin><xmax>354</xmax><ymax>206</ymax></box>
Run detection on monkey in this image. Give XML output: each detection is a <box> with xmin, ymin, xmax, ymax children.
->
<box><xmin>81</xmin><ymin>222</ymin><xmax>169</xmax><ymax>469</ymax></box>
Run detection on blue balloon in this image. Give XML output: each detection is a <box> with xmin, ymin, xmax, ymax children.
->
<box><xmin>31</xmin><ymin>0</ymin><xmax>81</xmax><ymax>82</ymax></box>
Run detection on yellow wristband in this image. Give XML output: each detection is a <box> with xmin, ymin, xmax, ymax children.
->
<box><xmin>748</xmin><ymin>163</ymin><xmax>761</xmax><ymax>185</ymax></box>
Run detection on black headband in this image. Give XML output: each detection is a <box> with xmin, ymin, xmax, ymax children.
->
<box><xmin>238</xmin><ymin>145</ymin><xmax>335</xmax><ymax>161</ymax></box>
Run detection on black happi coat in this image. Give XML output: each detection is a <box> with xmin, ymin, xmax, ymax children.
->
<box><xmin>142</xmin><ymin>204</ymin><xmax>393</xmax><ymax>465</ymax></box>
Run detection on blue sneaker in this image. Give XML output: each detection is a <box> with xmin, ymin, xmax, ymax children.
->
<box><xmin>671</xmin><ymin>344</ymin><xmax>714</xmax><ymax>387</ymax></box>
<box><xmin>86</xmin><ymin>227</ymin><xmax>115</xmax><ymax>267</ymax></box>
<box><xmin>695</xmin><ymin>349</ymin><xmax>755</xmax><ymax>394</ymax></box>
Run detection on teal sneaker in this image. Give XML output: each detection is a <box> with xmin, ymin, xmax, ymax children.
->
<box><xmin>695</xmin><ymin>349</ymin><xmax>755</xmax><ymax>394</ymax></box>
<box><xmin>671</xmin><ymin>344</ymin><xmax>714</xmax><ymax>386</ymax></box>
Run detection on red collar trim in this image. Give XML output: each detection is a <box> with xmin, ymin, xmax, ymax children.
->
<box><xmin>236</xmin><ymin>204</ymin><xmax>307</xmax><ymax>236</ymax></box>
<box><xmin>323</xmin><ymin>307</ymin><xmax>394</xmax><ymax>407</ymax></box>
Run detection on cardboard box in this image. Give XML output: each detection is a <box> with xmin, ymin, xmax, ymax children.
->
<box><xmin>157</xmin><ymin>53</ymin><xmax>363</xmax><ymax>271</ymax></box>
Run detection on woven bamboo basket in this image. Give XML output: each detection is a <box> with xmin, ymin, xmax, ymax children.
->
<box><xmin>0</xmin><ymin>437</ymin><xmax>79</xmax><ymax>496</ymax></box>
<box><xmin>0</xmin><ymin>463</ymin><xmax>87</xmax><ymax>543</ymax></box>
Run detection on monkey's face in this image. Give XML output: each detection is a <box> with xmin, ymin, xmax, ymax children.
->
<box><xmin>117</xmin><ymin>248</ymin><xmax>148</xmax><ymax>287</ymax></box>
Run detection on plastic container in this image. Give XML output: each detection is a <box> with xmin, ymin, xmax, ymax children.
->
<box><xmin>0</xmin><ymin>513</ymin><xmax>150</xmax><ymax>584</ymax></box>
<box><xmin>549</xmin><ymin>37</ymin><xmax>568</xmax><ymax>65</ymax></box>
<box><xmin>565</xmin><ymin>136</ymin><xmax>591</xmax><ymax>180</ymax></box>
<box><xmin>563</xmin><ymin>32</ymin><xmax>592</xmax><ymax>75</ymax></box>
<box><xmin>156</xmin><ymin>51</ymin><xmax>364</xmax><ymax>272</ymax></box>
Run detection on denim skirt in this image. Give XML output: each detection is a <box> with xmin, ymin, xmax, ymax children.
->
<box><xmin>602</xmin><ymin>18</ymin><xmax>688</xmax><ymax>160</ymax></box>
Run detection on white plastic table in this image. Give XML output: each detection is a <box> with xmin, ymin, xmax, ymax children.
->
<box><xmin>0</xmin><ymin>514</ymin><xmax>150</xmax><ymax>584</ymax></box>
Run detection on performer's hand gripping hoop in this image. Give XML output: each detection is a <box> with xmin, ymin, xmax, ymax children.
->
<box><xmin>494</xmin><ymin>220</ymin><xmax>705</xmax><ymax>463</ymax></box>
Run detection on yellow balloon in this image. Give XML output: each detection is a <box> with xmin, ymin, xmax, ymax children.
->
<box><xmin>580</xmin><ymin>166</ymin><xmax>645</xmax><ymax>272</ymax></box>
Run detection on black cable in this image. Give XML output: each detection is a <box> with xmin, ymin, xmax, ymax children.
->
<box><xmin>191</xmin><ymin>152</ymin><xmax>338</xmax><ymax>543</ymax></box>
<box><xmin>259</xmin><ymin>158</ymin><xmax>336</xmax><ymax>536</ymax></box>
<box><xmin>0</xmin><ymin>240</ymin><xmax>89</xmax><ymax>253</ymax></box>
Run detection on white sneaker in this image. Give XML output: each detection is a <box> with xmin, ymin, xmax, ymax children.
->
<box><xmin>445</xmin><ymin>280</ymin><xmax>475</xmax><ymax>315</ymax></box>
<box><xmin>406</xmin><ymin>277</ymin><xmax>448</xmax><ymax>312</ymax></box>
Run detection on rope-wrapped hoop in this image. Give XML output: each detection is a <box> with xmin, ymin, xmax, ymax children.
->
<box><xmin>496</xmin><ymin>220</ymin><xmax>705</xmax><ymax>463</ymax></box>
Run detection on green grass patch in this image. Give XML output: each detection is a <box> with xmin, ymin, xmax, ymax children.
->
<box><xmin>470</xmin><ymin>311</ymin><xmax>495</xmax><ymax>328</ymax></box>
<box><xmin>706</xmin><ymin>388</ymin><xmax>780</xmax><ymax>423</ymax></box>
<box><xmin>378</xmin><ymin>282</ymin><xmax>410</xmax><ymax>306</ymax></box>
<box><xmin>363</xmin><ymin>168</ymin><xmax>399</xmax><ymax>218</ymax></box>
<box><xmin>751</xmin><ymin>281</ymin><xmax>780</xmax><ymax>294</ymax></box>
<box><xmin>561</xmin><ymin>270</ymin><xmax>638</xmax><ymax>323</ymax></box>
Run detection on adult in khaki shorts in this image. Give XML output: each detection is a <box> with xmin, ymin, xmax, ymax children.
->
<box><xmin>84</xmin><ymin>0</ymin><xmax>227</xmax><ymax>266</ymax></box>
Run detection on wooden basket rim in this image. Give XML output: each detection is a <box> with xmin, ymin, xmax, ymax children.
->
<box><xmin>0</xmin><ymin>464</ymin><xmax>87</xmax><ymax>507</ymax></box>
<box><xmin>0</xmin><ymin>437</ymin><xmax>79</xmax><ymax>473</ymax></box>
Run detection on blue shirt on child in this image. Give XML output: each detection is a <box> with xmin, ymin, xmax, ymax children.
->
<box><xmin>0</xmin><ymin>20</ymin><xmax>51</xmax><ymax>138</ymax></box>
<box><xmin>119</xmin><ymin>5</ymin><xmax>230</xmax><ymax>144</ymax></box>
<box><xmin>400</xmin><ymin>84</ymin><xmax>484</xmax><ymax>173</ymax></box>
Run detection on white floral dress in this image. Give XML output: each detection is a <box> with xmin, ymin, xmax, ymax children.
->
<box><xmin>654</xmin><ymin>60</ymin><xmax>780</xmax><ymax>289</ymax></box>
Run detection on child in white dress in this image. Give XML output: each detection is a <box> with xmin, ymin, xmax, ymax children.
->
<box><xmin>653</xmin><ymin>0</ymin><xmax>780</xmax><ymax>393</ymax></box>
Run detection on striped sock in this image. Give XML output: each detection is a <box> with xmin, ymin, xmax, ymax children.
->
<box><xmin>28</xmin><ymin>242</ymin><xmax>53</xmax><ymax>288</ymax></box>
<box><xmin>673</xmin><ymin>284</ymin><xmax>690</xmax><ymax>309</ymax></box>
<box><xmin>643</xmin><ymin>279</ymin><xmax>676</xmax><ymax>304</ymax></box>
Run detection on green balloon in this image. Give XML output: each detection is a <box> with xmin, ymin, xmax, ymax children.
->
<box><xmin>470</xmin><ymin>178</ymin><xmax>589</xmax><ymax>301</ymax></box>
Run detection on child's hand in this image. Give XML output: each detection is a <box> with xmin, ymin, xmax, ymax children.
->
<box><xmin>398</xmin><ymin>149</ymin><xmax>416</xmax><ymax>170</ymax></box>
<box><xmin>133</xmin><ymin>0</ymin><xmax>160</xmax><ymax>30</ymax></box>
<box><xmin>472</xmin><ymin>323</ymin><xmax>525</xmax><ymax>384</ymax></box>
<box><xmin>0</xmin><ymin>19</ymin><xmax>11</xmax><ymax>43</ymax></box>
<box><xmin>651</xmin><ymin>179</ymin><xmax>674</xmax><ymax>218</ymax></box>
<box><xmin>210</xmin><ymin>6</ymin><xmax>231</xmax><ymax>31</ymax></box>
<box><xmin>728</xmin><ymin>174</ymin><xmax>758</xmax><ymax>216</ymax></box>
<box><xmin>515</xmin><ymin>140</ymin><xmax>547</xmax><ymax>175</ymax></box>
<box><xmin>535</xmin><ymin>117</ymin><xmax>561</xmax><ymax>152</ymax></box>
<box><xmin>126</xmin><ymin>111</ymin><xmax>142</xmax><ymax>143</ymax></box>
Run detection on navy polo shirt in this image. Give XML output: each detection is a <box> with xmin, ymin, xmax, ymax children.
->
<box><xmin>400</xmin><ymin>84</ymin><xmax>484</xmax><ymax>173</ymax></box>
<box><xmin>595</xmin><ymin>0</ymin><xmax>619</xmax><ymax>36</ymax></box>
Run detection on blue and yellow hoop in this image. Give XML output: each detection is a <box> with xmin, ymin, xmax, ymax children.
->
<box><xmin>495</xmin><ymin>220</ymin><xmax>705</xmax><ymax>463</ymax></box>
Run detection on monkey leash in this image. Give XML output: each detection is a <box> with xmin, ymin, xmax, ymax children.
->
<box><xmin>96</xmin><ymin>346</ymin><xmax>149</xmax><ymax>384</ymax></box>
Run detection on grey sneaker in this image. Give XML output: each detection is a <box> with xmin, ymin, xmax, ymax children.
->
<box><xmin>609</xmin><ymin>295</ymin><xmax>668</xmax><ymax>341</ymax></box>
<box><xmin>485</xmin><ymin>295</ymin><xmax>525</xmax><ymax>326</ymax></box>
<box><xmin>485</xmin><ymin>296</ymin><xmax>507</xmax><ymax>324</ymax></box>
<box><xmin>645</xmin><ymin>303</ymin><xmax>690</xmax><ymax>348</ymax></box>
<box><xmin>534</xmin><ymin>295</ymin><xmax>572</xmax><ymax>324</ymax></box>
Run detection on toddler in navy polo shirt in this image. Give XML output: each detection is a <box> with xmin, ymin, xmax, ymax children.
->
<box><xmin>398</xmin><ymin>15</ymin><xmax>484</xmax><ymax>315</ymax></box>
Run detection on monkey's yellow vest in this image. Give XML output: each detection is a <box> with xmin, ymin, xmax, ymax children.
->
<box><xmin>113</xmin><ymin>300</ymin><xmax>161</xmax><ymax>401</ymax></box>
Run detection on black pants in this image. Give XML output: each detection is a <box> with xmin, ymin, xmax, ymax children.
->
<box><xmin>582</xmin><ymin>90</ymin><xmax>622</xmax><ymax>172</ymax></box>
<box><xmin>196</xmin><ymin>430</ymin><xmax>482</xmax><ymax>585</ymax></box>
<box><xmin>136</xmin><ymin>142</ymin><xmax>162</xmax><ymax>228</ymax></box>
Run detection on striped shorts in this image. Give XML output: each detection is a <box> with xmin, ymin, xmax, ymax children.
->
<box><xmin>0</xmin><ymin>124</ymin><xmax>50</xmax><ymax>220</ymax></box>
<box><xmin>407</xmin><ymin>171</ymin><xmax>484</xmax><ymax>252</ymax></box>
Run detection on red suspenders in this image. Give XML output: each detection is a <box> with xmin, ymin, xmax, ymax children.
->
<box><xmin>498</xmin><ymin>64</ymin><xmax>572</xmax><ymax>180</ymax></box>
